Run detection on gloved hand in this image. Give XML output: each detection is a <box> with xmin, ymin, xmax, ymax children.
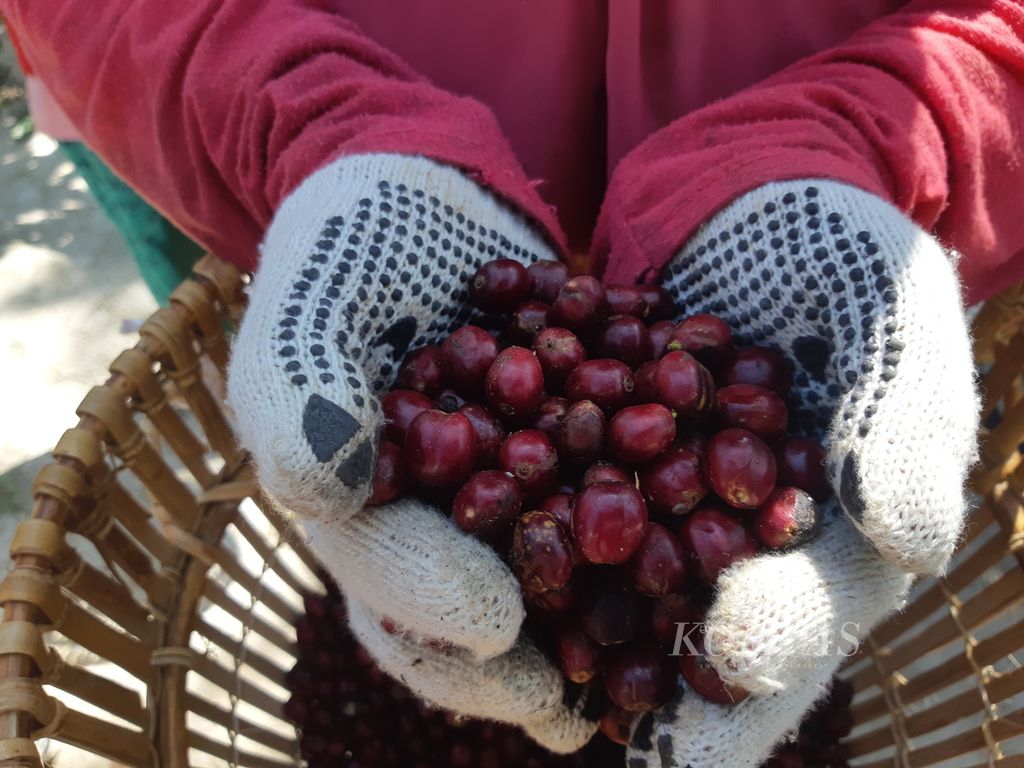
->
<box><xmin>628</xmin><ymin>180</ymin><xmax>979</xmax><ymax>768</ymax></box>
<box><xmin>227</xmin><ymin>154</ymin><xmax>596</xmax><ymax>752</ymax></box>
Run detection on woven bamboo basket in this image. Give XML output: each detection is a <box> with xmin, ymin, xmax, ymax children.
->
<box><xmin>1</xmin><ymin>254</ymin><xmax>1023</xmax><ymax>768</ymax></box>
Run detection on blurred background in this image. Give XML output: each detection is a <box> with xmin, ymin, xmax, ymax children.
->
<box><xmin>0</xmin><ymin>23</ymin><xmax>158</xmax><ymax>570</ymax></box>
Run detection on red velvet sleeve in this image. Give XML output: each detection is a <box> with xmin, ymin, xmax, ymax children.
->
<box><xmin>593</xmin><ymin>0</ymin><xmax>1024</xmax><ymax>305</ymax></box>
<box><xmin>0</xmin><ymin>0</ymin><xmax>567</xmax><ymax>270</ymax></box>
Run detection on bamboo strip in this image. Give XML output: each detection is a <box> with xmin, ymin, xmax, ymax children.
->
<box><xmin>903</xmin><ymin>705</ymin><xmax>1024</xmax><ymax>768</ymax></box>
<box><xmin>851</xmin><ymin>618</ymin><xmax>1024</xmax><ymax>725</ymax></box>
<box><xmin>185</xmin><ymin>692</ymin><xmax>295</xmax><ymax>756</ymax></box>
<box><xmin>977</xmin><ymin>332</ymin><xmax>1024</xmax><ymax>422</ymax></box>
<box><xmin>48</xmin><ymin>708</ymin><xmax>153</xmax><ymax>767</ymax></box>
<box><xmin>249</xmin><ymin>498</ymin><xmax>323</xmax><ymax>583</ymax></box>
<box><xmin>192</xmin><ymin>617</ymin><xmax>289</xmax><ymax>688</ymax></box>
<box><xmin>190</xmin><ymin>654</ymin><xmax>287</xmax><ymax>722</ymax></box>
<box><xmin>202</xmin><ymin>555</ymin><xmax>298</xmax><ymax>635</ymax></box>
<box><xmin>201</xmin><ymin>581</ymin><xmax>294</xmax><ymax>656</ymax></box>
<box><xmin>187</xmin><ymin>730</ymin><xmax>293</xmax><ymax>768</ymax></box>
<box><xmin>49</xmin><ymin>661</ymin><xmax>146</xmax><ymax>728</ymax></box>
<box><xmin>54</xmin><ymin>553</ymin><xmax>159</xmax><ymax>644</ymax></box>
<box><xmin>100</xmin><ymin>482</ymin><xmax>176</xmax><ymax>566</ymax></box>
<box><xmin>229</xmin><ymin>516</ymin><xmax>308</xmax><ymax>599</ymax></box>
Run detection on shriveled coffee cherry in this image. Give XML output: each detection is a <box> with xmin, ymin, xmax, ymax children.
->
<box><xmin>532</xmin><ymin>327</ymin><xmax>586</xmax><ymax>388</ymax></box>
<box><xmin>441</xmin><ymin>326</ymin><xmax>500</xmax><ymax>395</ymax></box>
<box><xmin>396</xmin><ymin>345</ymin><xmax>445</xmax><ymax>395</ymax></box>
<box><xmin>648</xmin><ymin>320</ymin><xmax>675</xmax><ymax>358</ymax></box>
<box><xmin>435</xmin><ymin>387</ymin><xmax>467</xmax><ymax>412</ymax></box>
<box><xmin>605</xmin><ymin>284</ymin><xmax>649</xmax><ymax>318</ymax></box>
<box><xmin>679</xmin><ymin>636</ymin><xmax>749</xmax><ymax>705</ymax></box>
<box><xmin>566</xmin><ymin>359</ymin><xmax>635</xmax><ymax>412</ymax></box>
<box><xmin>574</xmin><ymin>481</ymin><xmax>648</xmax><ymax>564</ymax></box>
<box><xmin>582</xmin><ymin>461</ymin><xmax>633</xmax><ymax>487</ymax></box>
<box><xmin>498</xmin><ymin>429</ymin><xmax>559</xmax><ymax>499</ymax></box>
<box><xmin>715</xmin><ymin>383</ymin><xmax>789</xmax><ymax>441</ymax></box>
<box><xmin>705</xmin><ymin>428</ymin><xmax>777</xmax><ymax>509</ymax></box>
<box><xmin>551</xmin><ymin>275</ymin><xmax>609</xmax><ymax>333</ymax></box>
<box><xmin>452</xmin><ymin>471</ymin><xmax>522</xmax><ymax>543</ymax></box>
<box><xmin>775</xmin><ymin>435</ymin><xmax>832</xmax><ymax>501</ymax></box>
<box><xmin>597</xmin><ymin>315</ymin><xmax>654</xmax><ymax>367</ymax></box>
<box><xmin>404</xmin><ymin>410</ymin><xmax>476</xmax><ymax>487</ymax></box>
<box><xmin>637</xmin><ymin>284</ymin><xmax>674</xmax><ymax>320</ymax></box>
<box><xmin>608</xmin><ymin>403</ymin><xmax>676</xmax><ymax>464</ymax></box>
<box><xmin>458</xmin><ymin>404</ymin><xmax>505</xmax><ymax>466</ymax></box>
<box><xmin>381</xmin><ymin>389</ymin><xmax>434</xmax><ymax>443</ymax></box>
<box><xmin>678</xmin><ymin>506</ymin><xmax>758</xmax><ymax>583</ymax></box>
<box><xmin>555</xmin><ymin>399</ymin><xmax>606</xmax><ymax>464</ymax></box>
<box><xmin>485</xmin><ymin>346</ymin><xmax>545</xmax><ymax>418</ymax></box>
<box><xmin>651</xmin><ymin>593</ymin><xmax>702</xmax><ymax>645</ymax></box>
<box><xmin>367</xmin><ymin>440</ymin><xmax>405</xmax><ymax>506</ymax></box>
<box><xmin>512</xmin><ymin>511</ymin><xmax>574</xmax><ymax>592</ymax></box>
<box><xmin>469</xmin><ymin>258</ymin><xmax>531</xmax><ymax>313</ymax></box>
<box><xmin>628</xmin><ymin>522</ymin><xmax>688</xmax><ymax>595</ymax></box>
<box><xmin>526</xmin><ymin>260</ymin><xmax>569</xmax><ymax>303</ymax></box>
<box><xmin>668</xmin><ymin>314</ymin><xmax>733</xmax><ymax>365</ymax></box>
<box><xmin>509</xmin><ymin>300</ymin><xmax>551</xmax><ymax>344</ymax></box>
<box><xmin>638</xmin><ymin>446</ymin><xmax>708</xmax><ymax>516</ymax></box>
<box><xmin>579</xmin><ymin>575</ymin><xmax>642</xmax><ymax>645</ymax></box>
<box><xmin>654</xmin><ymin>351</ymin><xmax>715</xmax><ymax>420</ymax></box>
<box><xmin>531</xmin><ymin>397</ymin><xmax>569</xmax><ymax>438</ymax></box>
<box><xmin>557</xmin><ymin>627</ymin><xmax>600</xmax><ymax>683</ymax></box>
<box><xmin>599</xmin><ymin>707</ymin><xmax>637</xmax><ymax>746</ymax></box>
<box><xmin>682</xmin><ymin>432</ymin><xmax>709</xmax><ymax>460</ymax></box>
<box><xmin>755</xmin><ymin>487</ymin><xmax>821</xmax><ymax>550</ymax></box>
<box><xmin>721</xmin><ymin>346</ymin><xmax>792</xmax><ymax>394</ymax></box>
<box><xmin>604</xmin><ymin>642</ymin><xmax>678</xmax><ymax>711</ymax></box>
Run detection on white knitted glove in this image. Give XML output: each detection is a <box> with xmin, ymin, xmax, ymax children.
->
<box><xmin>227</xmin><ymin>154</ymin><xmax>595</xmax><ymax>752</ymax></box>
<box><xmin>628</xmin><ymin>180</ymin><xmax>979</xmax><ymax>768</ymax></box>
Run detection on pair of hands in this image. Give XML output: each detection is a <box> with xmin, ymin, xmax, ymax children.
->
<box><xmin>227</xmin><ymin>154</ymin><xmax>979</xmax><ymax>766</ymax></box>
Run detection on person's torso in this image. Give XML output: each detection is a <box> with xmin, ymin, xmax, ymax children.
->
<box><xmin>335</xmin><ymin>0</ymin><xmax>908</xmax><ymax>249</ymax></box>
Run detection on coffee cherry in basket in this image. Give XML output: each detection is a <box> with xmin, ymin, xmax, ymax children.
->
<box><xmin>755</xmin><ymin>487</ymin><xmax>821</xmax><ymax>550</ymax></box>
<box><xmin>654</xmin><ymin>351</ymin><xmax>715</xmax><ymax>419</ymax></box>
<box><xmin>452</xmin><ymin>470</ymin><xmax>522</xmax><ymax>544</ymax></box>
<box><xmin>599</xmin><ymin>706</ymin><xmax>637</xmax><ymax>746</ymax></box>
<box><xmin>638</xmin><ymin>446</ymin><xmax>708</xmax><ymax>516</ymax></box>
<box><xmin>566</xmin><ymin>359</ymin><xmax>635</xmax><ymax>413</ymax></box>
<box><xmin>650</xmin><ymin>593</ymin><xmax>702</xmax><ymax>645</ymax></box>
<box><xmin>531</xmin><ymin>397</ymin><xmax>569</xmax><ymax>437</ymax></box>
<box><xmin>555</xmin><ymin>400</ymin><xmax>606</xmax><ymax>464</ymax></box>
<box><xmin>558</xmin><ymin>627</ymin><xmax>601</xmax><ymax>683</ymax></box>
<box><xmin>598</xmin><ymin>315</ymin><xmax>653</xmax><ymax>367</ymax></box>
<box><xmin>533</xmin><ymin>327</ymin><xmax>586</xmax><ymax>387</ymax></box>
<box><xmin>498</xmin><ymin>429</ymin><xmax>559</xmax><ymax>499</ymax></box>
<box><xmin>604</xmin><ymin>642</ymin><xmax>679</xmax><ymax>712</ymax></box>
<box><xmin>381</xmin><ymin>389</ymin><xmax>434</xmax><ymax>443</ymax></box>
<box><xmin>469</xmin><ymin>258</ymin><xmax>531</xmax><ymax>313</ymax></box>
<box><xmin>608</xmin><ymin>404</ymin><xmax>676</xmax><ymax>464</ymax></box>
<box><xmin>441</xmin><ymin>326</ymin><xmax>500</xmax><ymax>395</ymax></box>
<box><xmin>679</xmin><ymin>506</ymin><xmax>758</xmax><ymax>583</ymax></box>
<box><xmin>526</xmin><ymin>259</ymin><xmax>569</xmax><ymax>303</ymax></box>
<box><xmin>366</xmin><ymin>440</ymin><xmax>405</xmax><ymax>506</ymax></box>
<box><xmin>573</xmin><ymin>482</ymin><xmax>649</xmax><ymax>564</ymax></box>
<box><xmin>715</xmin><ymin>384</ymin><xmax>789</xmax><ymax>442</ymax></box>
<box><xmin>705</xmin><ymin>428</ymin><xmax>777</xmax><ymax>509</ymax></box>
<box><xmin>512</xmin><ymin>511</ymin><xmax>574</xmax><ymax>592</ymax></box>
<box><xmin>605</xmin><ymin>285</ymin><xmax>649</xmax><ymax>318</ymax></box>
<box><xmin>628</xmin><ymin>522</ymin><xmax>688</xmax><ymax>596</ymax></box>
<box><xmin>580</xmin><ymin>576</ymin><xmax>643</xmax><ymax>645</ymax></box>
<box><xmin>458</xmin><ymin>403</ymin><xmax>506</xmax><ymax>466</ymax></box>
<box><xmin>775</xmin><ymin>435</ymin><xmax>832</xmax><ymax>501</ymax></box>
<box><xmin>721</xmin><ymin>345</ymin><xmax>793</xmax><ymax>395</ymax></box>
<box><xmin>679</xmin><ymin>636</ymin><xmax>750</xmax><ymax>705</ymax></box>
<box><xmin>395</xmin><ymin>345</ymin><xmax>444</xmax><ymax>395</ymax></box>
<box><xmin>582</xmin><ymin>461</ymin><xmax>634</xmax><ymax>487</ymax></box>
<box><xmin>404</xmin><ymin>410</ymin><xmax>476</xmax><ymax>487</ymax></box>
<box><xmin>485</xmin><ymin>346</ymin><xmax>545</xmax><ymax>418</ymax></box>
<box><xmin>551</xmin><ymin>275</ymin><xmax>609</xmax><ymax>333</ymax></box>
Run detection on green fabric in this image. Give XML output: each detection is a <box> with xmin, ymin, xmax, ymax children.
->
<box><xmin>59</xmin><ymin>142</ymin><xmax>203</xmax><ymax>306</ymax></box>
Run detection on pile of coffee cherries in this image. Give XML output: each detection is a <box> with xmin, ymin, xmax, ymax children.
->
<box><xmin>286</xmin><ymin>584</ymin><xmax>852</xmax><ymax>767</ymax></box>
<box><xmin>366</xmin><ymin>258</ymin><xmax>833</xmax><ymax>734</ymax></box>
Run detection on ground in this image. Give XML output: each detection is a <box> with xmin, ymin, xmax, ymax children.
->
<box><xmin>0</xmin><ymin>29</ymin><xmax>157</xmax><ymax>572</ymax></box>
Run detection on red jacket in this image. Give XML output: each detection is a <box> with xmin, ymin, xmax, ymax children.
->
<box><xmin>4</xmin><ymin>0</ymin><xmax>1023</xmax><ymax>304</ymax></box>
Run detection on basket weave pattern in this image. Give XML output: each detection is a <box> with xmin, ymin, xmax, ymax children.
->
<box><xmin>0</xmin><ymin>256</ymin><xmax>1022</xmax><ymax>767</ymax></box>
